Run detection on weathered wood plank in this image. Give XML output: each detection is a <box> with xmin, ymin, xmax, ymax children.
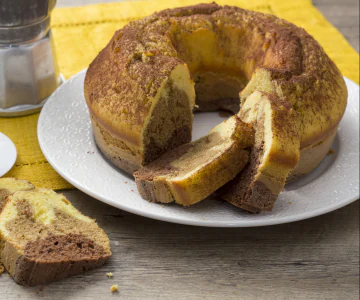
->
<box><xmin>0</xmin><ymin>192</ymin><xmax>358</xmax><ymax>299</ymax></box>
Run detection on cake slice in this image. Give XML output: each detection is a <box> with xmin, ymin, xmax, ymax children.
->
<box><xmin>0</xmin><ymin>188</ymin><xmax>111</xmax><ymax>286</ymax></box>
<box><xmin>134</xmin><ymin>116</ymin><xmax>254</xmax><ymax>206</ymax></box>
<box><xmin>220</xmin><ymin>91</ymin><xmax>300</xmax><ymax>212</ymax></box>
<box><xmin>0</xmin><ymin>178</ymin><xmax>35</xmax><ymax>211</ymax></box>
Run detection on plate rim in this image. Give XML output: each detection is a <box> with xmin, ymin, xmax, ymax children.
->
<box><xmin>38</xmin><ymin>69</ymin><xmax>360</xmax><ymax>227</ymax></box>
<box><xmin>0</xmin><ymin>132</ymin><xmax>17</xmax><ymax>177</ymax></box>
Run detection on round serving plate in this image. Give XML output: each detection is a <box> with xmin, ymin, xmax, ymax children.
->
<box><xmin>38</xmin><ymin>69</ymin><xmax>359</xmax><ymax>227</ymax></box>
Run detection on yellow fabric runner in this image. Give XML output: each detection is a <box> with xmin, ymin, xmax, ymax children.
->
<box><xmin>0</xmin><ymin>0</ymin><xmax>358</xmax><ymax>189</ymax></box>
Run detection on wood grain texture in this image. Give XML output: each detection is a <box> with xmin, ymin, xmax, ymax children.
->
<box><xmin>0</xmin><ymin>193</ymin><xmax>358</xmax><ymax>299</ymax></box>
<box><xmin>0</xmin><ymin>1</ymin><xmax>359</xmax><ymax>299</ymax></box>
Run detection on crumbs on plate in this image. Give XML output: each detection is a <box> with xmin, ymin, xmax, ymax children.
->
<box><xmin>110</xmin><ymin>284</ymin><xmax>119</xmax><ymax>292</ymax></box>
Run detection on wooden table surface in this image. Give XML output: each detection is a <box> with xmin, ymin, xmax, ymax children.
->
<box><xmin>1</xmin><ymin>1</ymin><xmax>359</xmax><ymax>299</ymax></box>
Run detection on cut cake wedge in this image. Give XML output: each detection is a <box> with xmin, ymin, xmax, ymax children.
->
<box><xmin>0</xmin><ymin>188</ymin><xmax>111</xmax><ymax>286</ymax></box>
<box><xmin>220</xmin><ymin>91</ymin><xmax>300</xmax><ymax>212</ymax></box>
<box><xmin>134</xmin><ymin>115</ymin><xmax>254</xmax><ymax>206</ymax></box>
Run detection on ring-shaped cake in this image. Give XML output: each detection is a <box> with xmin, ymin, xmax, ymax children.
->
<box><xmin>84</xmin><ymin>3</ymin><xmax>347</xmax><ymax>211</ymax></box>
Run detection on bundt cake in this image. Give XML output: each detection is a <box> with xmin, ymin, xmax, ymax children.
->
<box><xmin>134</xmin><ymin>115</ymin><xmax>254</xmax><ymax>206</ymax></box>
<box><xmin>220</xmin><ymin>91</ymin><xmax>300</xmax><ymax>212</ymax></box>
<box><xmin>0</xmin><ymin>178</ymin><xmax>35</xmax><ymax>211</ymax></box>
<box><xmin>85</xmin><ymin>3</ymin><xmax>347</xmax><ymax>177</ymax></box>
<box><xmin>84</xmin><ymin>3</ymin><xmax>347</xmax><ymax>212</ymax></box>
<box><xmin>0</xmin><ymin>187</ymin><xmax>111</xmax><ymax>286</ymax></box>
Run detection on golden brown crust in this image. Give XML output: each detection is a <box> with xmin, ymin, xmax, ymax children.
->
<box><xmin>84</xmin><ymin>3</ymin><xmax>347</xmax><ymax>181</ymax></box>
<box><xmin>288</xmin><ymin>128</ymin><xmax>338</xmax><ymax>181</ymax></box>
<box><xmin>91</xmin><ymin>115</ymin><xmax>142</xmax><ymax>174</ymax></box>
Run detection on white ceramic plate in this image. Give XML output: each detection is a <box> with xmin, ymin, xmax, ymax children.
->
<box><xmin>38</xmin><ymin>69</ymin><xmax>359</xmax><ymax>227</ymax></box>
<box><xmin>0</xmin><ymin>132</ymin><xmax>17</xmax><ymax>177</ymax></box>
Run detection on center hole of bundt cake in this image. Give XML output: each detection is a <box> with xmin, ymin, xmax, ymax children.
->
<box><xmin>191</xmin><ymin>111</ymin><xmax>231</xmax><ymax>141</ymax></box>
<box><xmin>142</xmin><ymin>69</ymin><xmax>246</xmax><ymax>164</ymax></box>
<box><xmin>190</xmin><ymin>68</ymin><xmax>249</xmax><ymax>140</ymax></box>
<box><xmin>193</xmin><ymin>69</ymin><xmax>248</xmax><ymax>114</ymax></box>
<box><xmin>170</xmin><ymin>25</ymin><xmax>254</xmax><ymax>113</ymax></box>
<box><xmin>143</xmin><ymin>26</ymin><xmax>254</xmax><ymax>165</ymax></box>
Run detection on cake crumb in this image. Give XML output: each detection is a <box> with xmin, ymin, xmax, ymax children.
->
<box><xmin>0</xmin><ymin>265</ymin><xmax>4</xmax><ymax>275</ymax></box>
<box><xmin>107</xmin><ymin>272</ymin><xmax>113</xmax><ymax>278</ymax></box>
<box><xmin>34</xmin><ymin>285</ymin><xmax>44</xmax><ymax>294</ymax></box>
<box><xmin>110</xmin><ymin>284</ymin><xmax>119</xmax><ymax>292</ymax></box>
<box><xmin>327</xmin><ymin>149</ymin><xmax>335</xmax><ymax>155</ymax></box>
<box><xmin>141</xmin><ymin>53</ymin><xmax>150</xmax><ymax>63</ymax></box>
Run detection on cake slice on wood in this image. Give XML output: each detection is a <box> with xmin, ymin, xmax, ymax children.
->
<box><xmin>0</xmin><ymin>188</ymin><xmax>111</xmax><ymax>286</ymax></box>
<box><xmin>134</xmin><ymin>115</ymin><xmax>254</xmax><ymax>206</ymax></box>
<box><xmin>0</xmin><ymin>178</ymin><xmax>35</xmax><ymax>211</ymax></box>
<box><xmin>220</xmin><ymin>91</ymin><xmax>300</xmax><ymax>213</ymax></box>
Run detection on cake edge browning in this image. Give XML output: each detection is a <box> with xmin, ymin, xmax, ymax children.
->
<box><xmin>288</xmin><ymin>128</ymin><xmax>337</xmax><ymax>182</ymax></box>
<box><xmin>2</xmin><ymin>234</ymin><xmax>110</xmax><ymax>287</ymax></box>
<box><xmin>91</xmin><ymin>115</ymin><xmax>142</xmax><ymax>175</ymax></box>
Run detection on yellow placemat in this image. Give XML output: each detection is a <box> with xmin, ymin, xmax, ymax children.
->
<box><xmin>0</xmin><ymin>0</ymin><xmax>358</xmax><ymax>189</ymax></box>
